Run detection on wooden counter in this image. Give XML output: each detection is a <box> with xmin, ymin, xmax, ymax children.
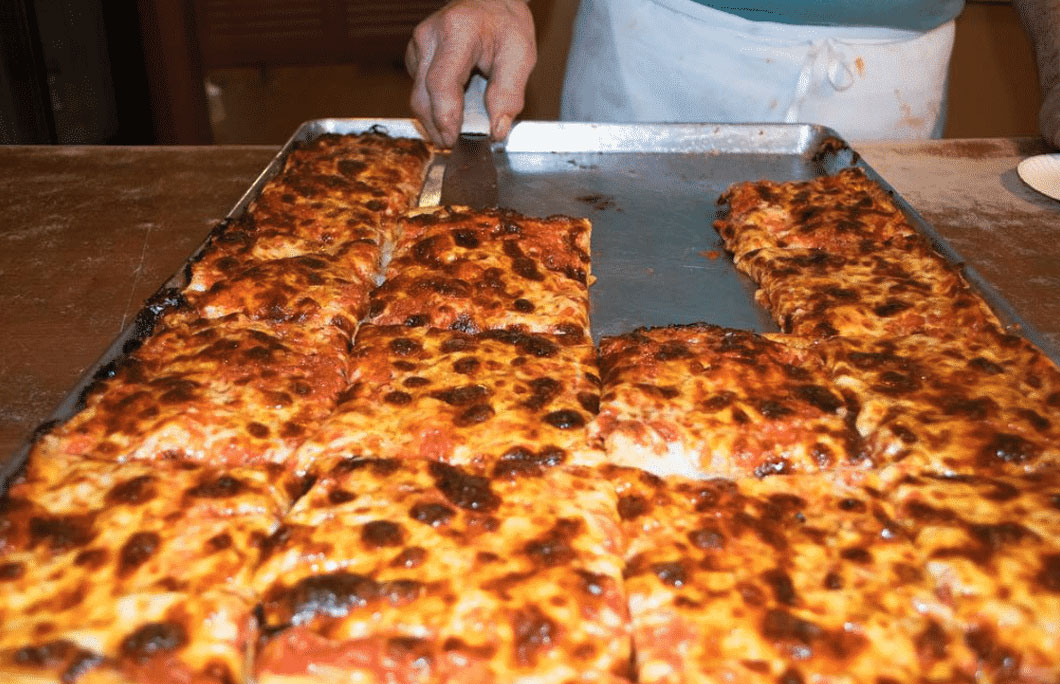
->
<box><xmin>1</xmin><ymin>139</ymin><xmax>1058</xmax><ymax>459</ymax></box>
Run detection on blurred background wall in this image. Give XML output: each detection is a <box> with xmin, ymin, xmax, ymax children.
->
<box><xmin>0</xmin><ymin>0</ymin><xmax>1042</xmax><ymax>144</ymax></box>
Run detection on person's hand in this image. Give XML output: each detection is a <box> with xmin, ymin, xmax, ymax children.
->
<box><xmin>406</xmin><ymin>0</ymin><xmax>536</xmax><ymax>147</ymax></box>
<box><xmin>1040</xmin><ymin>84</ymin><xmax>1060</xmax><ymax>149</ymax></box>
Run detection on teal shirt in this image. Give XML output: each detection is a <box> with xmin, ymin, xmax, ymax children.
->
<box><xmin>692</xmin><ymin>1</ymin><xmax>965</xmax><ymax>31</ymax></box>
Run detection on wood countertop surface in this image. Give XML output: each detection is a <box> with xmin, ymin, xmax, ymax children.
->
<box><xmin>1</xmin><ymin>139</ymin><xmax>1058</xmax><ymax>460</ymax></box>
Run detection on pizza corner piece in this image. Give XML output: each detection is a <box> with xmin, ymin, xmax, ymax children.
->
<box><xmin>601</xmin><ymin>463</ymin><xmax>1060</xmax><ymax>684</ymax></box>
<box><xmin>0</xmin><ymin>458</ymin><xmax>296</xmax><ymax>684</ymax></box>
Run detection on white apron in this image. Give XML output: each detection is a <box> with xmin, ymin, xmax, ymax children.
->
<box><xmin>560</xmin><ymin>0</ymin><xmax>956</xmax><ymax>139</ymax></box>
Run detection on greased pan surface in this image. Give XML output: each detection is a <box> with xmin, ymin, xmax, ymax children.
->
<box><xmin>4</xmin><ymin>120</ymin><xmax>1055</xmax><ymax>492</ymax></box>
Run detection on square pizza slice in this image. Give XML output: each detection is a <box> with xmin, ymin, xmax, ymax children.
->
<box><xmin>252</xmin><ymin>458</ymin><xmax>631</xmax><ymax>684</ymax></box>
<box><xmin>0</xmin><ymin>459</ymin><xmax>295</xmax><ymax>684</ymax></box>
<box><xmin>816</xmin><ymin>330</ymin><xmax>1060</xmax><ymax>481</ymax></box>
<box><xmin>293</xmin><ymin>324</ymin><xmax>603</xmax><ymax>473</ymax></box>
<box><xmin>714</xmin><ymin>168</ymin><xmax>917</xmax><ymax>261</ymax></box>
<box><xmin>368</xmin><ymin>207</ymin><xmax>592</xmax><ymax>339</ymax></box>
<box><xmin>603</xmin><ymin>466</ymin><xmax>983</xmax><ymax>684</ymax></box>
<box><xmin>738</xmin><ymin>238</ymin><xmax>1001</xmax><ymax>339</ymax></box>
<box><xmin>186</xmin><ymin>211</ymin><xmax>386</xmax><ymax>295</ymax></box>
<box><xmin>888</xmin><ymin>471</ymin><xmax>1060</xmax><ymax>684</ymax></box>
<box><xmin>593</xmin><ymin>324</ymin><xmax>865</xmax><ymax>480</ymax></box>
<box><xmin>279</xmin><ymin>131</ymin><xmax>432</xmax><ymax>203</ymax></box>
<box><xmin>34</xmin><ymin>314</ymin><xmax>348</xmax><ymax>469</ymax></box>
<box><xmin>184</xmin><ymin>251</ymin><xmax>377</xmax><ymax>340</ymax></box>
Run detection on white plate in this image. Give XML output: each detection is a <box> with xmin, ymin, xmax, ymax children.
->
<box><xmin>1017</xmin><ymin>153</ymin><xmax>1060</xmax><ymax>201</ymax></box>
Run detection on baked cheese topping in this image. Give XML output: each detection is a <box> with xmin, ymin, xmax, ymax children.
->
<box><xmin>0</xmin><ymin>459</ymin><xmax>297</xmax><ymax>684</ymax></box>
<box><xmin>369</xmin><ymin>206</ymin><xmax>592</xmax><ymax>339</ymax></box>
<box><xmin>9</xmin><ymin>139</ymin><xmax>1060</xmax><ymax>684</ymax></box>
<box><xmin>293</xmin><ymin>324</ymin><xmax>603</xmax><ymax>473</ymax></box>
<box><xmin>715</xmin><ymin>167</ymin><xmax>917</xmax><ymax>260</ymax></box>
<box><xmin>604</xmin><ymin>466</ymin><xmax>994</xmax><ymax>684</ymax></box>
<box><xmin>594</xmin><ymin>323</ymin><xmax>864</xmax><ymax>480</ymax></box>
<box><xmin>816</xmin><ymin>330</ymin><xmax>1060</xmax><ymax>481</ymax></box>
<box><xmin>37</xmin><ymin>313</ymin><xmax>349</xmax><ymax>468</ymax></box>
<box><xmin>253</xmin><ymin>458</ymin><xmax>630</xmax><ymax>684</ymax></box>
<box><xmin>739</xmin><ymin>239</ymin><xmax>1001</xmax><ymax>339</ymax></box>
<box><xmin>889</xmin><ymin>471</ymin><xmax>1060</xmax><ymax>683</ymax></box>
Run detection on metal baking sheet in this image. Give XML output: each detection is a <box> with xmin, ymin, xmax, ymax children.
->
<box><xmin>5</xmin><ymin>119</ymin><xmax>1057</xmax><ymax>491</ymax></box>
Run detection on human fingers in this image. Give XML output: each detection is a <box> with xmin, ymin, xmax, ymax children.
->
<box><xmin>406</xmin><ymin>37</ymin><xmax>445</xmax><ymax>146</ymax></box>
<box><xmin>423</xmin><ymin>19</ymin><xmax>479</xmax><ymax>148</ymax></box>
<box><xmin>483</xmin><ymin>6</ymin><xmax>536</xmax><ymax>140</ymax></box>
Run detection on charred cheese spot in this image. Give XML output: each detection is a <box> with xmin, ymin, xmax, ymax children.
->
<box><xmin>617</xmin><ymin>494</ymin><xmax>650</xmax><ymax>522</ymax></box>
<box><xmin>431</xmin><ymin>384</ymin><xmax>489</xmax><ymax>405</ymax></box>
<box><xmin>409</xmin><ymin>502</ymin><xmax>456</xmax><ymax>527</ymax></box>
<box><xmin>757</xmin><ymin>399</ymin><xmax>793</xmax><ymax>419</ymax></box>
<box><xmin>654</xmin><ymin>342</ymin><xmax>691</xmax><ymax>361</ymax></box>
<box><xmin>120</xmin><ymin>622</ymin><xmax>188</xmax><ymax>664</ymax></box>
<box><xmin>246</xmin><ymin>421</ymin><xmax>270</xmax><ymax>438</ymax></box>
<box><xmin>964</xmin><ymin>626</ymin><xmax>1021</xmax><ymax>676</ymax></box>
<box><xmin>74</xmin><ymin>548</ymin><xmax>108</xmax><ymax>570</ymax></box>
<box><xmin>635</xmin><ymin>383</ymin><xmax>680</xmax><ymax>400</ymax></box>
<box><xmin>793</xmin><ymin>384</ymin><xmax>844</xmax><ymax>413</ymax></box>
<box><xmin>978</xmin><ymin>433</ymin><xmax>1039</xmax><ymax>467</ymax></box>
<box><xmin>404</xmin><ymin>376</ymin><xmax>431</xmax><ymax>388</ymax></box>
<box><xmin>453</xmin><ymin>357</ymin><xmax>480</xmax><ymax>374</ymax></box>
<box><xmin>119</xmin><ymin>531</ymin><xmax>161</xmax><ymax>576</ymax></box>
<box><xmin>106</xmin><ymin>475</ymin><xmax>156</xmax><ymax>505</ymax></box>
<box><xmin>915</xmin><ymin>620</ymin><xmax>949</xmax><ymax>661</ymax></box>
<box><xmin>871</xmin><ymin>370</ymin><xmax>920</xmax><ymax>395</ymax></box>
<box><xmin>0</xmin><ymin>562</ymin><xmax>25</xmax><ymax>581</ymax></box>
<box><xmin>383</xmin><ymin>391</ymin><xmax>413</xmax><ymax>405</ymax></box>
<box><xmin>837</xmin><ymin>497</ymin><xmax>867</xmax><ymax>512</ymax></box>
<box><xmin>492</xmin><ymin>445</ymin><xmax>567</xmax><ymax>478</ymax></box>
<box><xmin>205</xmin><ymin>532</ymin><xmax>233</xmax><ymax>552</ymax></box>
<box><xmin>543</xmin><ymin>410</ymin><xmax>585</xmax><ymax>429</ymax></box>
<box><xmin>823</xmin><ymin>571</ymin><xmax>843</xmax><ymax>589</ymax></box>
<box><xmin>652</xmin><ymin>561</ymin><xmax>688</xmax><ymax>587</ymax></box>
<box><xmin>969</xmin><ymin>356</ymin><xmax>1005</xmax><ymax>374</ymax></box>
<box><xmin>525</xmin><ymin>377</ymin><xmax>562</xmax><ymax>410</ymax></box>
<box><xmin>428</xmin><ymin>462</ymin><xmax>500</xmax><ymax>513</ymax></box>
<box><xmin>13</xmin><ymin>640</ymin><xmax>101</xmax><ymax>680</ymax></box>
<box><xmin>29</xmin><ymin>515</ymin><xmax>95</xmax><ymax>552</ymax></box>
<box><xmin>271</xmin><ymin>572</ymin><xmax>382</xmax><ymax>624</ymax></box>
<box><xmin>361</xmin><ymin>520</ymin><xmax>405</xmax><ymax>548</ymax></box>
<box><xmin>873</xmin><ymin>299</ymin><xmax>913</xmax><ymax>317</ymax></box>
<box><xmin>577</xmin><ymin>391</ymin><xmax>600</xmax><ymax>413</ymax></box>
<box><xmin>328</xmin><ymin>489</ymin><xmax>356</xmax><ymax>505</ymax></box>
<box><xmin>524</xmin><ymin>519</ymin><xmax>581</xmax><ymax>567</ymax></box>
<box><xmin>455</xmin><ymin>403</ymin><xmax>495</xmax><ymax>427</ymax></box>
<box><xmin>391</xmin><ymin>546</ymin><xmax>427</xmax><ymax>569</ymax></box>
<box><xmin>513</xmin><ymin>298</ymin><xmax>535</xmax><ymax>312</ymax></box>
<box><xmin>1036</xmin><ymin>553</ymin><xmax>1060</xmax><ymax>592</ymax></box>
<box><xmin>389</xmin><ymin>337</ymin><xmax>422</xmax><ymax>356</ymax></box>
<box><xmin>763</xmin><ymin>564</ymin><xmax>797</xmax><ymax>602</ymax></box>
<box><xmin>511</xmin><ymin>605</ymin><xmax>558</xmax><ymax>667</ymax></box>
<box><xmin>187</xmin><ymin>475</ymin><xmax>246</xmax><ymax>498</ymax></box>
<box><xmin>440</xmin><ymin>336</ymin><xmax>473</xmax><ymax>353</ymax></box>
<box><xmin>688</xmin><ymin>526</ymin><xmax>726</xmax><ymax>550</ymax></box>
<box><xmin>443</xmin><ymin>636</ymin><xmax>497</xmax><ymax>659</ymax></box>
<box><xmin>452</xmin><ymin>229</ymin><xmax>480</xmax><ymax>248</ymax></box>
<box><xmin>281</xmin><ymin>421</ymin><xmax>306</xmax><ymax>439</ymax></box>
